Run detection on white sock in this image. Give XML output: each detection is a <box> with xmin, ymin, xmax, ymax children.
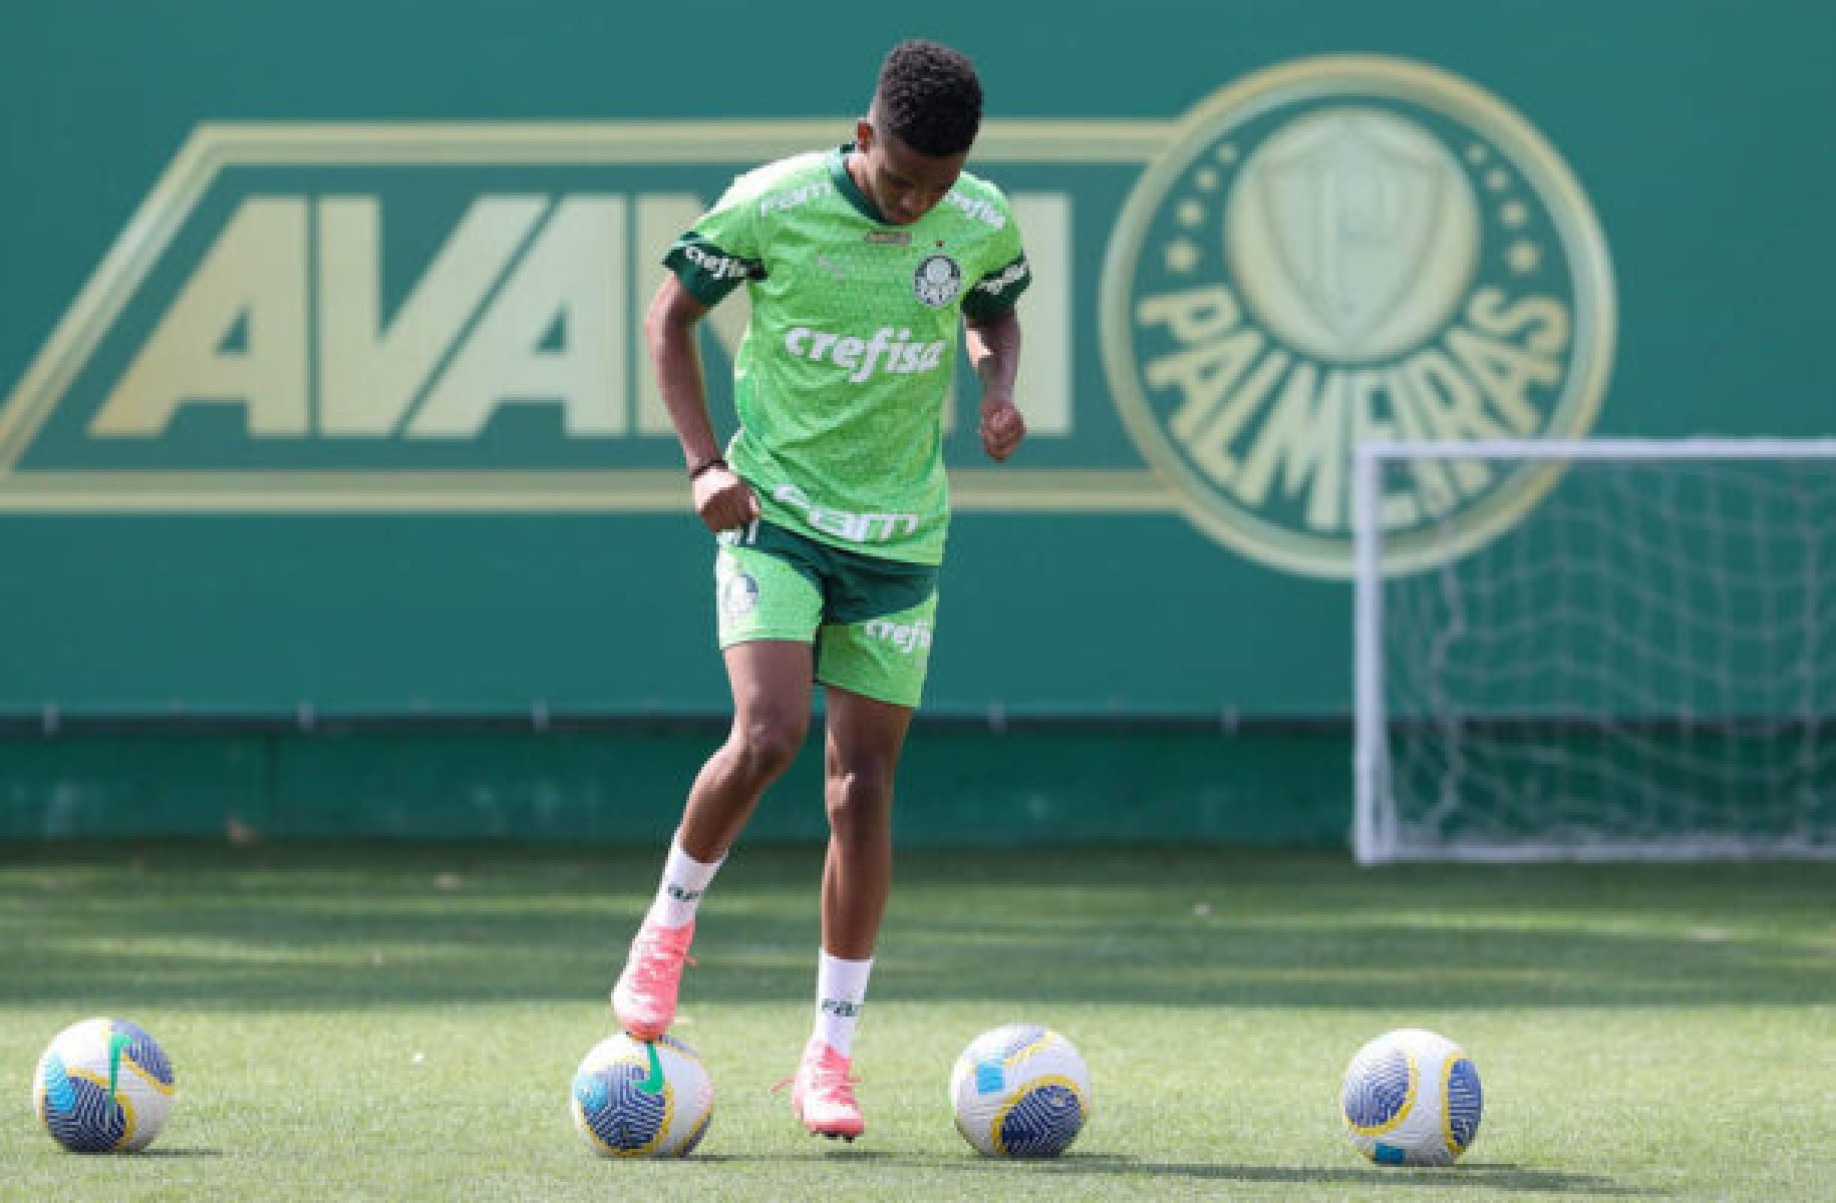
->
<box><xmin>811</xmin><ymin>950</ymin><xmax>873</xmax><ymax>1057</ymax></box>
<box><xmin>645</xmin><ymin>834</ymin><xmax>724</xmax><ymax>928</ymax></box>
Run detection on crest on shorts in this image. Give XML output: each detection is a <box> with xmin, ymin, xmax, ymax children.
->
<box><xmin>913</xmin><ymin>254</ymin><xmax>963</xmax><ymax>307</ymax></box>
<box><xmin>719</xmin><ymin>571</ymin><xmax>759</xmax><ymax>619</ymax></box>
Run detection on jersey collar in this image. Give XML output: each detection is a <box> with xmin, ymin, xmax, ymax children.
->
<box><xmin>830</xmin><ymin>144</ymin><xmax>892</xmax><ymax>225</ymax></box>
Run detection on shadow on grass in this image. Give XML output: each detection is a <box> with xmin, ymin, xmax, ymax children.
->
<box><xmin>133</xmin><ymin>1148</ymin><xmax>228</xmax><ymax>1159</ymax></box>
<box><xmin>691</xmin><ymin>1150</ymin><xmax>1650</xmax><ymax>1194</ymax></box>
<box><xmin>1028</xmin><ymin>1158</ymin><xmax>1652</xmax><ymax>1194</ymax></box>
<box><xmin>1</xmin><ymin>842</ymin><xmax>1830</xmax><ymax>1011</ymax></box>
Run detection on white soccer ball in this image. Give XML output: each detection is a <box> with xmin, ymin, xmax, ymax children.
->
<box><xmin>570</xmin><ymin>1033</ymin><xmax>713</xmax><ymax>1157</ymax></box>
<box><xmin>33</xmin><ymin>1017</ymin><xmax>177</xmax><ymax>1153</ymax></box>
<box><xmin>949</xmin><ymin>1023</ymin><xmax>1091</xmax><ymax>1157</ymax></box>
<box><xmin>1341</xmin><ymin>1027</ymin><xmax>1483</xmax><ymax>1166</ymax></box>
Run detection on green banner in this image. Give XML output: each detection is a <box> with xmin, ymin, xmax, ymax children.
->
<box><xmin>1</xmin><ymin>1</ymin><xmax>1830</xmax><ymax>718</ymax></box>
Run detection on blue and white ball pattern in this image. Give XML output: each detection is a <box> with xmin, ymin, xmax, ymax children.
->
<box><xmin>34</xmin><ymin>1017</ymin><xmax>177</xmax><ymax>1153</ymax></box>
<box><xmin>1342</xmin><ymin>1027</ymin><xmax>1483</xmax><ymax>1166</ymax></box>
<box><xmin>950</xmin><ymin>1024</ymin><xmax>1091</xmax><ymax>1157</ymax></box>
<box><xmin>570</xmin><ymin>1033</ymin><xmax>713</xmax><ymax>1158</ymax></box>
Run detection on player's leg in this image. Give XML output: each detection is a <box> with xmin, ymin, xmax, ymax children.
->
<box><xmin>788</xmin><ymin>590</ymin><xmax>934</xmax><ymax>1139</ymax></box>
<box><xmin>612</xmin><ymin>540</ymin><xmax>820</xmax><ymax>1040</ymax></box>
<box><xmin>819</xmin><ymin>682</ymin><xmax>912</xmax><ymax>971</ymax></box>
<box><xmin>787</xmin><ymin>685</ymin><xmax>913</xmax><ymax>1141</ymax></box>
<box><xmin>612</xmin><ymin>640</ymin><xmax>814</xmax><ymax>1039</ymax></box>
<box><xmin>679</xmin><ymin>639</ymin><xmax>814</xmax><ymax>858</ymax></box>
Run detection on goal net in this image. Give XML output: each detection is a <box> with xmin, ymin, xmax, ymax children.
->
<box><xmin>1354</xmin><ymin>438</ymin><xmax>1836</xmax><ymax>863</ymax></box>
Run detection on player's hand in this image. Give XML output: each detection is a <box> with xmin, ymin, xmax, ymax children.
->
<box><xmin>692</xmin><ymin>466</ymin><xmax>761</xmax><ymax>533</ymax></box>
<box><xmin>979</xmin><ymin>398</ymin><xmax>1026</xmax><ymax>463</ymax></box>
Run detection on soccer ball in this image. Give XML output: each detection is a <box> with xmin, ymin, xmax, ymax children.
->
<box><xmin>33</xmin><ymin>1017</ymin><xmax>177</xmax><ymax>1153</ymax></box>
<box><xmin>1341</xmin><ymin>1027</ymin><xmax>1483</xmax><ymax>1166</ymax></box>
<box><xmin>949</xmin><ymin>1023</ymin><xmax>1091</xmax><ymax>1157</ymax></box>
<box><xmin>570</xmin><ymin>1033</ymin><xmax>713</xmax><ymax>1157</ymax></box>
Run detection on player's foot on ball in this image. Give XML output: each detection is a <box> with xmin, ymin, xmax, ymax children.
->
<box><xmin>610</xmin><ymin>918</ymin><xmax>695</xmax><ymax>1041</ymax></box>
<box><xmin>785</xmin><ymin>1038</ymin><xmax>865</xmax><ymax>1141</ymax></box>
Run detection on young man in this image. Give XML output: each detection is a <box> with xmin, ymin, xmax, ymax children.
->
<box><xmin>611</xmin><ymin>38</ymin><xmax>1029</xmax><ymax>1141</ymax></box>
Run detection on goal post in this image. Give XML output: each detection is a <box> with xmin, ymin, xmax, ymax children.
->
<box><xmin>1354</xmin><ymin>437</ymin><xmax>1836</xmax><ymax>864</ymax></box>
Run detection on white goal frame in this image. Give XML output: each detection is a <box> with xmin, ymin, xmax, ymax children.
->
<box><xmin>1354</xmin><ymin>437</ymin><xmax>1836</xmax><ymax>864</ymax></box>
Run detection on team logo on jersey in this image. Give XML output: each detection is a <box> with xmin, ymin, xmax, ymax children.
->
<box><xmin>912</xmin><ymin>254</ymin><xmax>963</xmax><ymax>308</ymax></box>
<box><xmin>1100</xmin><ymin>55</ymin><xmax>1617</xmax><ymax>577</ymax></box>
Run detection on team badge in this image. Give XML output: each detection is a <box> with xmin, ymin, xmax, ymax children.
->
<box><xmin>913</xmin><ymin>254</ymin><xmax>963</xmax><ymax>307</ymax></box>
<box><xmin>718</xmin><ymin>570</ymin><xmax>759</xmax><ymax>620</ymax></box>
<box><xmin>1100</xmin><ymin>55</ymin><xmax>1616</xmax><ymax>578</ymax></box>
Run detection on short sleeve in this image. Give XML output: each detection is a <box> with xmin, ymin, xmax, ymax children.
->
<box><xmin>661</xmin><ymin>176</ymin><xmax>769</xmax><ymax>306</ymax></box>
<box><xmin>962</xmin><ymin>195</ymin><xmax>1031</xmax><ymax>321</ymax></box>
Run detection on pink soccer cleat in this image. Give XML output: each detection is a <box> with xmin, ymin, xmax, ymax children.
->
<box><xmin>609</xmin><ymin>918</ymin><xmax>695</xmax><ymax>1041</ymax></box>
<box><xmin>786</xmin><ymin>1039</ymin><xmax>865</xmax><ymax>1141</ymax></box>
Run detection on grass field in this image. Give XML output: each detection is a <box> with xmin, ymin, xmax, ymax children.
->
<box><xmin>1</xmin><ymin>842</ymin><xmax>1831</xmax><ymax>1201</ymax></box>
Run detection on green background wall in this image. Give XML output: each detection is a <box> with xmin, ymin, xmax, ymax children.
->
<box><xmin>2</xmin><ymin>1</ymin><xmax>1830</xmax><ymax>839</ymax></box>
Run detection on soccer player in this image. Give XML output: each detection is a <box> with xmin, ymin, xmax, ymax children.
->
<box><xmin>610</xmin><ymin>38</ymin><xmax>1030</xmax><ymax>1141</ymax></box>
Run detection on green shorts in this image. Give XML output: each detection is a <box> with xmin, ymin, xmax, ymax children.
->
<box><xmin>714</xmin><ymin>521</ymin><xmax>939</xmax><ymax>709</ymax></box>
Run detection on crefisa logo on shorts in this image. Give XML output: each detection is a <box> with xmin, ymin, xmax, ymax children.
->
<box><xmin>1101</xmin><ymin>55</ymin><xmax>1617</xmax><ymax>578</ymax></box>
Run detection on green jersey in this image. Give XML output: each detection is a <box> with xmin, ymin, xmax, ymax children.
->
<box><xmin>664</xmin><ymin>145</ymin><xmax>1030</xmax><ymax>565</ymax></box>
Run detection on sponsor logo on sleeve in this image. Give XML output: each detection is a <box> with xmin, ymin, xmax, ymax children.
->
<box><xmin>973</xmin><ymin>257</ymin><xmax>1031</xmax><ymax>300</ymax></box>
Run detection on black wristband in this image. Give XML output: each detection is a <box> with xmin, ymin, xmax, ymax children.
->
<box><xmin>687</xmin><ymin>457</ymin><xmax>728</xmax><ymax>481</ymax></box>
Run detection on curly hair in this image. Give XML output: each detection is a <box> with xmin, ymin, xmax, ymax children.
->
<box><xmin>872</xmin><ymin>39</ymin><xmax>983</xmax><ymax>157</ymax></box>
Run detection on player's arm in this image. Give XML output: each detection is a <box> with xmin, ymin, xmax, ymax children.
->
<box><xmin>644</xmin><ymin>274</ymin><xmax>759</xmax><ymax>532</ymax></box>
<box><xmin>965</xmin><ymin>308</ymin><xmax>1025</xmax><ymax>463</ymax></box>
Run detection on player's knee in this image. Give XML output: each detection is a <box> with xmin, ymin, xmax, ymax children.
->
<box><xmin>825</xmin><ymin>766</ymin><xmax>895</xmax><ymax>836</ymax></box>
<box><xmin>731</xmin><ymin>715</ymin><xmax>806</xmax><ymax>782</ymax></box>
